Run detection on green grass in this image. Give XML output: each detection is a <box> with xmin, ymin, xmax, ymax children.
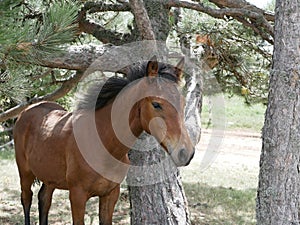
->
<box><xmin>201</xmin><ymin>95</ymin><xmax>266</xmax><ymax>132</ymax></box>
<box><xmin>185</xmin><ymin>183</ymin><xmax>256</xmax><ymax>225</ymax></box>
<box><xmin>0</xmin><ymin>148</ymin><xmax>14</xmax><ymax>160</ymax></box>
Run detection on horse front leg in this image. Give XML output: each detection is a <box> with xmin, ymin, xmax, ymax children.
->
<box><xmin>38</xmin><ymin>183</ymin><xmax>55</xmax><ymax>225</ymax></box>
<box><xmin>69</xmin><ymin>187</ymin><xmax>88</xmax><ymax>225</ymax></box>
<box><xmin>99</xmin><ymin>185</ymin><xmax>120</xmax><ymax>225</ymax></box>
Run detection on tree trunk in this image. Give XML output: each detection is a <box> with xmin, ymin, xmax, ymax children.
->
<box><xmin>126</xmin><ymin>1</ymin><xmax>201</xmax><ymax>224</ymax></box>
<box><xmin>127</xmin><ymin>133</ymin><xmax>191</xmax><ymax>225</ymax></box>
<box><xmin>256</xmin><ymin>0</ymin><xmax>300</xmax><ymax>224</ymax></box>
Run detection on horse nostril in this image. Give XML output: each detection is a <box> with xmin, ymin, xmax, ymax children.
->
<box><xmin>178</xmin><ymin>149</ymin><xmax>188</xmax><ymax>164</ymax></box>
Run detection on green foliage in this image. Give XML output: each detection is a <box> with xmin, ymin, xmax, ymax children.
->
<box><xmin>1</xmin><ymin>1</ymin><xmax>78</xmax><ymax>63</ymax></box>
<box><xmin>0</xmin><ymin>0</ymin><xmax>79</xmax><ymax>104</ymax></box>
<box><xmin>175</xmin><ymin>8</ymin><xmax>273</xmax><ymax>104</ymax></box>
<box><xmin>29</xmin><ymin>1</ymin><xmax>79</xmax><ymax>59</ymax></box>
<box><xmin>201</xmin><ymin>95</ymin><xmax>266</xmax><ymax>132</ymax></box>
<box><xmin>0</xmin><ymin>148</ymin><xmax>14</xmax><ymax>160</ymax></box>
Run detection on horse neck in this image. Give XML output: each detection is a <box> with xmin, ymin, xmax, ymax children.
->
<box><xmin>94</xmin><ymin>85</ymin><xmax>143</xmax><ymax>161</ymax></box>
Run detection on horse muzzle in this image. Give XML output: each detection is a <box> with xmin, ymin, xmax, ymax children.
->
<box><xmin>170</xmin><ymin>147</ymin><xmax>195</xmax><ymax>167</ymax></box>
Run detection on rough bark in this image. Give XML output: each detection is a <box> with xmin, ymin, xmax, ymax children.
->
<box><xmin>256</xmin><ymin>0</ymin><xmax>300</xmax><ymax>224</ymax></box>
<box><xmin>144</xmin><ymin>1</ymin><xmax>171</xmax><ymax>42</ymax></box>
<box><xmin>129</xmin><ymin>0</ymin><xmax>156</xmax><ymax>40</ymax></box>
<box><xmin>38</xmin><ymin>44</ymin><xmax>110</xmax><ymax>70</ymax></box>
<box><xmin>127</xmin><ymin>134</ymin><xmax>191</xmax><ymax>225</ymax></box>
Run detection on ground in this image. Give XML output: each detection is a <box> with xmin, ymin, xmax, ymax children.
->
<box><xmin>182</xmin><ymin>128</ymin><xmax>261</xmax><ymax>189</ymax></box>
<box><xmin>0</xmin><ymin>128</ymin><xmax>261</xmax><ymax>224</ymax></box>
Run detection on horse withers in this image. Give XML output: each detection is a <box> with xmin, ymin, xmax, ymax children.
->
<box><xmin>13</xmin><ymin>56</ymin><xmax>195</xmax><ymax>225</ymax></box>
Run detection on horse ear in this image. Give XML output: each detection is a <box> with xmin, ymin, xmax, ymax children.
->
<box><xmin>176</xmin><ymin>57</ymin><xmax>185</xmax><ymax>80</ymax></box>
<box><xmin>147</xmin><ymin>55</ymin><xmax>159</xmax><ymax>77</ymax></box>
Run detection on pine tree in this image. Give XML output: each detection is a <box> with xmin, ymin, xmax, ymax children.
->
<box><xmin>256</xmin><ymin>0</ymin><xmax>300</xmax><ymax>223</ymax></box>
<box><xmin>0</xmin><ymin>0</ymin><xmax>78</xmax><ymax>105</ymax></box>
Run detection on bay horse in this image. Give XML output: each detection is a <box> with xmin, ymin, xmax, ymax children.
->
<box><xmin>13</xmin><ymin>56</ymin><xmax>195</xmax><ymax>225</ymax></box>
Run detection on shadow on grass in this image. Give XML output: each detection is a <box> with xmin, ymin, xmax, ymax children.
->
<box><xmin>1</xmin><ymin>180</ymin><xmax>255</xmax><ymax>225</ymax></box>
<box><xmin>184</xmin><ymin>182</ymin><xmax>256</xmax><ymax>225</ymax></box>
<box><xmin>0</xmin><ymin>183</ymin><xmax>130</xmax><ymax>225</ymax></box>
<box><xmin>0</xmin><ymin>188</ymin><xmax>28</xmax><ymax>225</ymax></box>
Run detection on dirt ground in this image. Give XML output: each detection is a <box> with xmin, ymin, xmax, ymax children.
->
<box><xmin>181</xmin><ymin>128</ymin><xmax>261</xmax><ymax>189</ymax></box>
<box><xmin>0</xmin><ymin>128</ymin><xmax>262</xmax><ymax>224</ymax></box>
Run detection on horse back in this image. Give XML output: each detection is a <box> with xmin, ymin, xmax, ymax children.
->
<box><xmin>14</xmin><ymin>101</ymin><xmax>69</xmax><ymax>141</ymax></box>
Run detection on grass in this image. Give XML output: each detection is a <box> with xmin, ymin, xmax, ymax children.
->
<box><xmin>0</xmin><ymin>148</ymin><xmax>15</xmax><ymax>160</ymax></box>
<box><xmin>201</xmin><ymin>95</ymin><xmax>266</xmax><ymax>132</ymax></box>
<box><xmin>185</xmin><ymin>183</ymin><xmax>256</xmax><ymax>225</ymax></box>
<box><xmin>0</xmin><ymin>151</ymin><xmax>258</xmax><ymax>225</ymax></box>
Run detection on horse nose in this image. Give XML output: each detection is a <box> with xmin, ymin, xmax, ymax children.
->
<box><xmin>178</xmin><ymin>148</ymin><xmax>194</xmax><ymax>166</ymax></box>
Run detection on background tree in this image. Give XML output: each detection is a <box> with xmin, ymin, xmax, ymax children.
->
<box><xmin>0</xmin><ymin>0</ymin><xmax>275</xmax><ymax>224</ymax></box>
<box><xmin>0</xmin><ymin>0</ymin><xmax>275</xmax><ymax>123</ymax></box>
<box><xmin>256</xmin><ymin>0</ymin><xmax>300</xmax><ymax>224</ymax></box>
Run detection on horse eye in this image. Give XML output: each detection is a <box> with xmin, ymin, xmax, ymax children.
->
<box><xmin>152</xmin><ymin>102</ymin><xmax>162</xmax><ymax>110</ymax></box>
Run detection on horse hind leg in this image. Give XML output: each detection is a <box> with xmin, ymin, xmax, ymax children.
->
<box><xmin>19</xmin><ymin>170</ymin><xmax>35</xmax><ymax>225</ymax></box>
<box><xmin>38</xmin><ymin>183</ymin><xmax>55</xmax><ymax>225</ymax></box>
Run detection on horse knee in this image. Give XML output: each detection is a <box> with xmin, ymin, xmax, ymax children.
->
<box><xmin>21</xmin><ymin>189</ymin><xmax>33</xmax><ymax>208</ymax></box>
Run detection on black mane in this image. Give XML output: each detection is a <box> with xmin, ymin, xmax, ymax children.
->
<box><xmin>77</xmin><ymin>61</ymin><xmax>179</xmax><ymax>110</ymax></box>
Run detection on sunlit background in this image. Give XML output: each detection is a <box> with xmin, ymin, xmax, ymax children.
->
<box><xmin>248</xmin><ymin>0</ymin><xmax>273</xmax><ymax>9</ymax></box>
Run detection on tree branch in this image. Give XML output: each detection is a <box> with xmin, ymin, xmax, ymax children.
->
<box><xmin>29</xmin><ymin>68</ymin><xmax>53</xmax><ymax>81</ymax></box>
<box><xmin>82</xmin><ymin>1</ymin><xmax>131</xmax><ymax>13</ymax></box>
<box><xmin>0</xmin><ymin>71</ymin><xmax>84</xmax><ymax>122</ymax></box>
<box><xmin>234</xmin><ymin>16</ymin><xmax>274</xmax><ymax>44</ymax></box>
<box><xmin>0</xmin><ymin>43</ymin><xmax>137</xmax><ymax>122</ymax></box>
<box><xmin>78</xmin><ymin>6</ymin><xmax>136</xmax><ymax>45</ymax></box>
<box><xmin>207</xmin><ymin>0</ymin><xmax>274</xmax><ymax>22</ymax></box>
<box><xmin>38</xmin><ymin>44</ymin><xmax>110</xmax><ymax>70</ymax></box>
<box><xmin>78</xmin><ymin>16</ymin><xmax>136</xmax><ymax>45</ymax></box>
<box><xmin>128</xmin><ymin>0</ymin><xmax>156</xmax><ymax>40</ymax></box>
<box><xmin>167</xmin><ymin>0</ymin><xmax>274</xmax><ymax>42</ymax></box>
<box><xmin>78</xmin><ymin>0</ymin><xmax>274</xmax><ymax>44</ymax></box>
<box><xmin>34</xmin><ymin>44</ymin><xmax>131</xmax><ymax>75</ymax></box>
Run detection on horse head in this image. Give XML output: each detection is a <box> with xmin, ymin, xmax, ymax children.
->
<box><xmin>136</xmin><ymin>56</ymin><xmax>195</xmax><ymax>166</ymax></box>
